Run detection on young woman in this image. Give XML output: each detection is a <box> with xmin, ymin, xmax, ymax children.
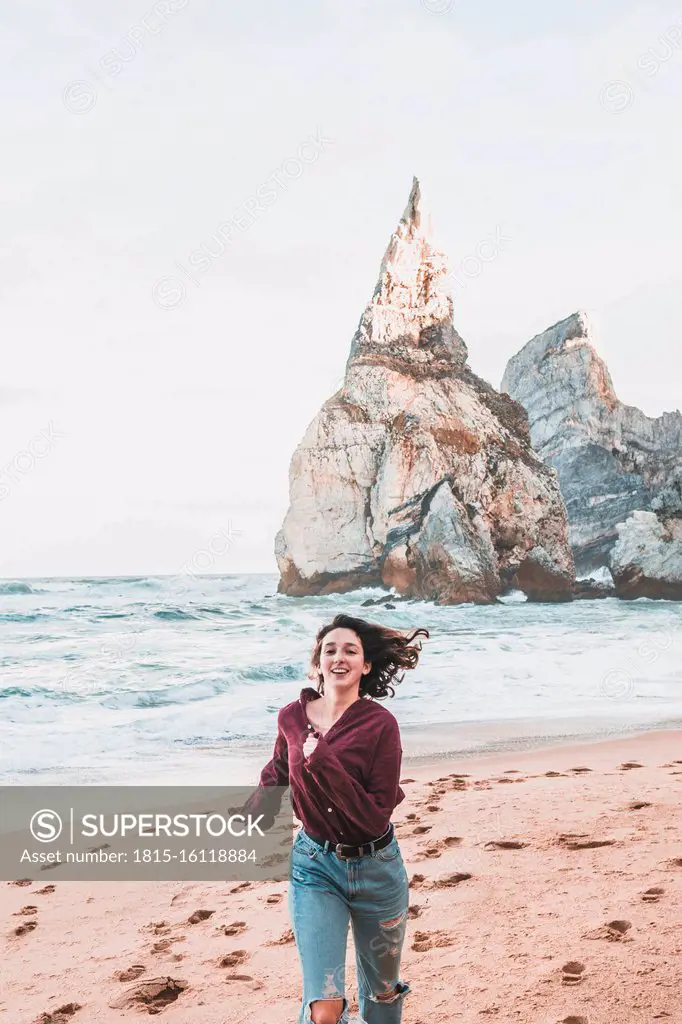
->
<box><xmin>254</xmin><ymin>612</ymin><xmax>428</xmax><ymax>1024</ymax></box>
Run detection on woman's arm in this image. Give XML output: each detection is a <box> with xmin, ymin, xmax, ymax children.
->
<box><xmin>259</xmin><ymin>724</ymin><xmax>290</xmax><ymax>788</ymax></box>
<box><xmin>303</xmin><ymin>717</ymin><xmax>401</xmax><ymax>836</ymax></box>
<box><xmin>242</xmin><ymin>716</ymin><xmax>290</xmax><ymax>829</ymax></box>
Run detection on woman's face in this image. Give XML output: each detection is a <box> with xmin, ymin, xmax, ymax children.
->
<box><xmin>318</xmin><ymin>627</ymin><xmax>371</xmax><ymax>693</ymax></box>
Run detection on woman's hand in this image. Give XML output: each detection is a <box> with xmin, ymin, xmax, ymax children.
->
<box><xmin>303</xmin><ymin>732</ymin><xmax>319</xmax><ymax>760</ymax></box>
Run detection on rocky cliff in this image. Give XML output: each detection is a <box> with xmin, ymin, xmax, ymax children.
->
<box><xmin>275</xmin><ymin>179</ymin><xmax>575</xmax><ymax>604</ymax></box>
<box><xmin>611</xmin><ymin>511</ymin><xmax>682</xmax><ymax>600</ymax></box>
<box><xmin>501</xmin><ymin>311</ymin><xmax>682</xmax><ymax>576</ymax></box>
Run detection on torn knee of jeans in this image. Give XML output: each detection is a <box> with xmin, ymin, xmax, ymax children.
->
<box><xmin>378</xmin><ymin>909</ymin><xmax>408</xmax><ymax>931</ymax></box>
<box><xmin>371</xmin><ymin>981</ymin><xmax>410</xmax><ymax>1004</ymax></box>
<box><xmin>305</xmin><ymin>997</ymin><xmax>348</xmax><ymax>1023</ymax></box>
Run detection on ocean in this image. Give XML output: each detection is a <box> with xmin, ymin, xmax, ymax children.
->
<box><xmin>1</xmin><ymin>574</ymin><xmax>680</xmax><ymax>787</ymax></box>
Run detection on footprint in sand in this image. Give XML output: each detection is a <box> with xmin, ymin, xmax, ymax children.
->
<box><xmin>407</xmin><ymin>905</ymin><xmax>422</xmax><ymax>919</ymax></box>
<box><xmin>261</xmin><ymin>852</ymin><xmax>289</xmax><ymax>868</ymax></box>
<box><xmin>641</xmin><ymin>887</ymin><xmax>665</xmax><ymax>903</ymax></box>
<box><xmin>32</xmin><ymin>1002</ymin><xmax>82</xmax><ymax>1023</ymax></box>
<box><xmin>409</xmin><ymin>874</ymin><xmax>426</xmax><ymax>888</ymax></box>
<box><xmin>433</xmin><ymin>872</ymin><xmax>472</xmax><ymax>888</ymax></box>
<box><xmin>219</xmin><ymin>949</ymin><xmax>250</xmax><ymax>968</ymax></box>
<box><xmin>114</xmin><ymin>965</ymin><xmax>146</xmax><ymax>982</ymax></box>
<box><xmin>604</xmin><ymin>920</ymin><xmax>632</xmax><ymax>940</ymax></box>
<box><xmin>557</xmin><ymin>1017</ymin><xmax>588</xmax><ymax>1024</ymax></box>
<box><xmin>34</xmin><ymin>885</ymin><xmax>55</xmax><ymax>895</ymax></box>
<box><xmin>229</xmin><ymin>882</ymin><xmax>252</xmax><ymax>894</ymax></box>
<box><xmin>483</xmin><ymin>839</ymin><xmax>528</xmax><ymax>850</ymax></box>
<box><xmin>400</xmin><ymin>778</ymin><xmax>416</xmax><ymax>784</ymax></box>
<box><xmin>425</xmin><ymin>805</ymin><xmax>441</xmax><ymax>813</ymax></box>
<box><xmin>145</xmin><ymin>920</ymin><xmax>171</xmax><ymax>935</ymax></box>
<box><xmin>8</xmin><ymin>878</ymin><xmax>33</xmax><ymax>887</ymax></box>
<box><xmin>13</xmin><ymin>905</ymin><xmax>38</xmax><ymax>916</ymax></box>
<box><xmin>619</xmin><ymin>761</ymin><xmax>644</xmax><ymax>770</ymax></box>
<box><xmin>411</xmin><ymin>929</ymin><xmax>455</xmax><ymax>952</ymax></box>
<box><xmin>224</xmin><ymin>973</ymin><xmax>255</xmax><ymax>982</ymax></box>
<box><xmin>109</xmin><ymin>977</ymin><xmax>187</xmax><ymax>1012</ymax></box>
<box><xmin>496</xmin><ymin>778</ymin><xmax>516</xmax><ymax>785</ymax></box>
<box><xmin>222</xmin><ymin>921</ymin><xmax>248</xmax><ymax>936</ymax></box>
<box><xmin>568</xmin><ymin>767</ymin><xmax>593</xmax><ymax>773</ymax></box>
<box><xmin>187</xmin><ymin>909</ymin><xmax>215</xmax><ymax>924</ymax></box>
<box><xmin>667</xmin><ymin>858</ymin><xmax>682</xmax><ymax>869</ymax></box>
<box><xmin>557</xmin><ymin>834</ymin><xmax>615</xmax><ymax>851</ymax></box>
<box><xmin>266</xmin><ymin>893</ymin><xmax>283</xmax><ymax>905</ymax></box>
<box><xmin>265</xmin><ymin>928</ymin><xmax>295</xmax><ymax>946</ymax></box>
<box><xmin>561</xmin><ymin>961</ymin><xmax>586</xmax><ymax>985</ymax></box>
<box><xmin>156</xmin><ymin>934</ymin><xmax>186</xmax><ymax>952</ymax></box>
<box><xmin>169</xmin><ymin>887</ymin><xmax>194</xmax><ymax>905</ymax></box>
<box><xmin>422</xmin><ymin>836</ymin><xmax>463</xmax><ymax>858</ymax></box>
<box><xmin>412</xmin><ymin>825</ymin><xmax>432</xmax><ymax>835</ymax></box>
<box><xmin>627</xmin><ymin>801</ymin><xmax>651</xmax><ymax>810</ymax></box>
<box><xmin>544</xmin><ymin>771</ymin><xmax>566</xmax><ymax>778</ymax></box>
<box><xmin>584</xmin><ymin>919</ymin><xmax>632</xmax><ymax>942</ymax></box>
<box><xmin>14</xmin><ymin>919</ymin><xmax>38</xmax><ymax>936</ymax></box>
<box><xmin>406</xmin><ymin>813</ymin><xmax>418</xmax><ymax>820</ymax></box>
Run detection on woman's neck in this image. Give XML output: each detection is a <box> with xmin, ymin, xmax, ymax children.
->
<box><xmin>321</xmin><ymin>688</ymin><xmax>361</xmax><ymax>719</ymax></box>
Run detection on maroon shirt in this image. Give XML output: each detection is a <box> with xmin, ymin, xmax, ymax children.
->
<box><xmin>251</xmin><ymin>686</ymin><xmax>405</xmax><ymax>845</ymax></box>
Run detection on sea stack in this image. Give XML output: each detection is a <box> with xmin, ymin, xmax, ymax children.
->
<box><xmin>275</xmin><ymin>178</ymin><xmax>575</xmax><ymax>603</ymax></box>
<box><xmin>501</xmin><ymin>311</ymin><xmax>682</xmax><ymax>595</ymax></box>
<box><xmin>610</xmin><ymin>512</ymin><xmax>682</xmax><ymax>600</ymax></box>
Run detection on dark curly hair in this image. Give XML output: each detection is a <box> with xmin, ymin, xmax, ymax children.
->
<box><xmin>309</xmin><ymin>613</ymin><xmax>429</xmax><ymax>700</ymax></box>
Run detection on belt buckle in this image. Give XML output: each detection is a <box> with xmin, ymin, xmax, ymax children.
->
<box><xmin>335</xmin><ymin>843</ymin><xmax>349</xmax><ymax>860</ymax></box>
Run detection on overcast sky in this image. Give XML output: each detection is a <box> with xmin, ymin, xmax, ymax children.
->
<box><xmin>1</xmin><ymin>0</ymin><xmax>681</xmax><ymax>577</ymax></box>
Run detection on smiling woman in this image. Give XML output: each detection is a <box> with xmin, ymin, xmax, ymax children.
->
<box><xmin>251</xmin><ymin>613</ymin><xmax>428</xmax><ymax>1024</ymax></box>
<box><xmin>310</xmin><ymin>614</ymin><xmax>428</xmax><ymax>702</ymax></box>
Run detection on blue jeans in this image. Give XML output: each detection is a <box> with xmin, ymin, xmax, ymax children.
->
<box><xmin>288</xmin><ymin>826</ymin><xmax>411</xmax><ymax>1024</ymax></box>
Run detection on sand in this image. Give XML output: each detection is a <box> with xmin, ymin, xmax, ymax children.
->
<box><xmin>2</xmin><ymin>728</ymin><xmax>681</xmax><ymax>1024</ymax></box>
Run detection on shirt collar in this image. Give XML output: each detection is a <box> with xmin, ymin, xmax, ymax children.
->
<box><xmin>299</xmin><ymin>686</ymin><xmax>322</xmax><ymax>706</ymax></box>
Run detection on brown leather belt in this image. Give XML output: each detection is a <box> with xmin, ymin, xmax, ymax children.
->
<box><xmin>304</xmin><ymin>823</ymin><xmax>394</xmax><ymax>860</ymax></box>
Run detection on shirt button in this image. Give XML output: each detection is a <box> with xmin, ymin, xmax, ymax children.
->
<box><xmin>327</xmin><ymin>807</ymin><xmax>333</xmax><ymax>813</ymax></box>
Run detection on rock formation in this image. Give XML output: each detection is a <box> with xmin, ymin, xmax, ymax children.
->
<box><xmin>501</xmin><ymin>311</ymin><xmax>682</xmax><ymax>577</ymax></box>
<box><xmin>275</xmin><ymin>178</ymin><xmax>575</xmax><ymax>604</ymax></box>
<box><xmin>611</xmin><ymin>511</ymin><xmax>682</xmax><ymax>600</ymax></box>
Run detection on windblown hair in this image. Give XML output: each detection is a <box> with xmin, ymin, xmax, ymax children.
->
<box><xmin>309</xmin><ymin>613</ymin><xmax>429</xmax><ymax>700</ymax></box>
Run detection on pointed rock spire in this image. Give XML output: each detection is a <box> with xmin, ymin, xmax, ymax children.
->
<box><xmin>349</xmin><ymin>176</ymin><xmax>467</xmax><ymax>367</ymax></box>
<box><xmin>392</xmin><ymin>175</ymin><xmax>431</xmax><ymax>245</ymax></box>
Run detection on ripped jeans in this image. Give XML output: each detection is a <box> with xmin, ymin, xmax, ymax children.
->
<box><xmin>288</xmin><ymin>827</ymin><xmax>410</xmax><ymax>1024</ymax></box>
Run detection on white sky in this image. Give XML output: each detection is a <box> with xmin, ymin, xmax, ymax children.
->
<box><xmin>1</xmin><ymin>0</ymin><xmax>681</xmax><ymax>577</ymax></box>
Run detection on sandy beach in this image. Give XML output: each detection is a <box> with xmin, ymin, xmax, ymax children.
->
<box><xmin>2</xmin><ymin>727</ymin><xmax>681</xmax><ymax>1024</ymax></box>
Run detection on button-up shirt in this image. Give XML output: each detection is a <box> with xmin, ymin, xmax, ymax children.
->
<box><xmin>249</xmin><ymin>686</ymin><xmax>405</xmax><ymax>845</ymax></box>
